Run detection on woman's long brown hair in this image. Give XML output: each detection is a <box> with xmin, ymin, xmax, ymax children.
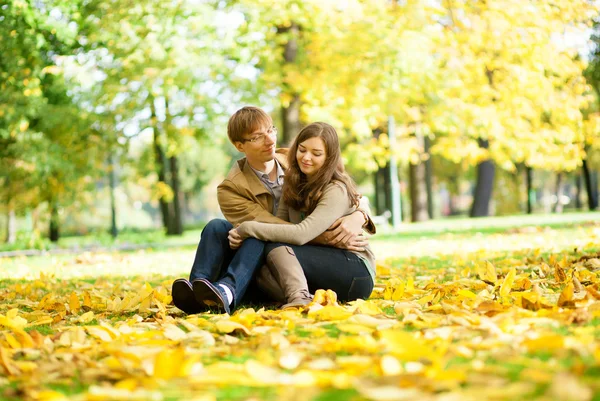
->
<box><xmin>283</xmin><ymin>122</ymin><xmax>361</xmax><ymax>213</ymax></box>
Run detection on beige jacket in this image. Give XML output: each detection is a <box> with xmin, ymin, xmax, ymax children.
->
<box><xmin>217</xmin><ymin>150</ymin><xmax>290</xmax><ymax>226</ymax></box>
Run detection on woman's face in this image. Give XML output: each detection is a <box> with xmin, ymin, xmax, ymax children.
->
<box><xmin>297</xmin><ymin>136</ymin><xmax>326</xmax><ymax>177</ymax></box>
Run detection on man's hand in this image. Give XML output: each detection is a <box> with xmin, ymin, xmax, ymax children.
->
<box><xmin>345</xmin><ymin>233</ymin><xmax>369</xmax><ymax>252</ymax></box>
<box><xmin>324</xmin><ymin>211</ymin><xmax>367</xmax><ymax>247</ymax></box>
<box><xmin>228</xmin><ymin>228</ymin><xmax>243</xmax><ymax>249</ymax></box>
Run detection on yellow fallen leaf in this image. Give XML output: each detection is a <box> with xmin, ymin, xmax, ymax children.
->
<box><xmin>356</xmin><ymin>382</ymin><xmax>422</xmax><ymax>401</ymax></box>
<box><xmin>4</xmin><ymin>333</ymin><xmax>21</xmax><ymax>349</ymax></box>
<box><xmin>393</xmin><ymin>301</ymin><xmax>421</xmax><ymax>315</ymax></box>
<box><xmin>336</xmin><ymin>323</ymin><xmax>375</xmax><ymax>334</ymax></box>
<box><xmin>416</xmin><ymin>292</ymin><xmax>435</xmax><ymax>306</ymax></box>
<box><xmin>376</xmin><ymin>263</ymin><xmax>391</xmax><ymax>276</ymax></box>
<box><xmin>114</xmin><ymin>378</ymin><xmax>139</xmax><ymax>391</ymax></box>
<box><xmin>163</xmin><ymin>323</ymin><xmax>188</xmax><ymax>342</ymax></box>
<box><xmin>478</xmin><ymin>261</ymin><xmax>497</xmax><ymax>284</ymax></box>
<box><xmin>78</xmin><ymin>311</ymin><xmax>95</xmax><ymax>324</ymax></box>
<box><xmin>555</xmin><ymin>264</ymin><xmax>567</xmax><ymax>283</ymax></box>
<box><xmin>549</xmin><ymin>373</ymin><xmax>592</xmax><ymax>401</ymax></box>
<box><xmin>306</xmin><ymin>358</ymin><xmax>336</xmax><ymax>370</ymax></box>
<box><xmin>14</xmin><ymin>361</ymin><xmax>37</xmax><ymax>373</ymax></box>
<box><xmin>153</xmin><ymin>347</ymin><xmax>186</xmax><ymax>379</ymax></box>
<box><xmin>347</xmin><ymin>299</ymin><xmax>383</xmax><ymax>315</ymax></box>
<box><xmin>81</xmin><ymin>291</ymin><xmax>92</xmax><ymax>312</ymax></box>
<box><xmin>0</xmin><ymin>312</ymin><xmax>28</xmax><ymax>330</ymax></box>
<box><xmin>0</xmin><ymin>346</ymin><xmax>19</xmax><ymax>375</ymax></box>
<box><xmin>86</xmin><ymin>326</ymin><xmax>113</xmax><ymax>342</ymax></box>
<box><xmin>456</xmin><ymin>289</ymin><xmax>477</xmax><ymax>299</ymax></box>
<box><xmin>380</xmin><ymin>355</ymin><xmax>402</xmax><ymax>376</ymax></box>
<box><xmin>34</xmin><ymin>390</ymin><xmax>68</xmax><ymax>401</ymax></box>
<box><xmin>215</xmin><ymin>320</ymin><xmax>250</xmax><ymax>336</ymax></box>
<box><xmin>69</xmin><ymin>292</ymin><xmax>80</xmax><ymax>315</ymax></box>
<box><xmin>558</xmin><ymin>282</ymin><xmax>575</xmax><ymax>307</ymax></box>
<box><xmin>140</xmin><ymin>282</ymin><xmax>154</xmax><ymax>298</ymax></box>
<box><xmin>348</xmin><ymin>314</ymin><xmax>396</xmax><ymax>329</ymax></box>
<box><xmin>308</xmin><ymin>305</ymin><xmax>353</xmax><ymax>321</ymax></box>
<box><xmin>244</xmin><ymin>360</ymin><xmax>280</xmax><ymax>385</ymax></box>
<box><xmin>86</xmin><ymin>385</ymin><xmax>162</xmax><ymax>401</ymax></box>
<box><xmin>139</xmin><ymin>294</ymin><xmax>152</xmax><ymax>314</ymax></box>
<box><xmin>378</xmin><ymin>330</ymin><xmax>433</xmax><ymax>361</ymax></box>
<box><xmin>499</xmin><ymin>267</ymin><xmax>516</xmax><ymax>297</ymax></box>
<box><xmin>279</xmin><ymin>350</ymin><xmax>303</xmax><ymax>370</ymax></box>
<box><xmin>523</xmin><ymin>334</ymin><xmax>564</xmax><ymax>351</ymax></box>
<box><xmin>586</xmin><ymin>286</ymin><xmax>600</xmax><ymax>300</ymax></box>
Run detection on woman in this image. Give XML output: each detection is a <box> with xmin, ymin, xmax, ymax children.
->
<box><xmin>231</xmin><ymin>122</ymin><xmax>375</xmax><ymax>308</ymax></box>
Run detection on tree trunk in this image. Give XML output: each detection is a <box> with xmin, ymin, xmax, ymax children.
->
<box><xmin>151</xmin><ymin>98</ymin><xmax>173</xmax><ymax>232</ymax></box>
<box><xmin>108</xmin><ymin>154</ymin><xmax>118</xmax><ymax>238</ymax></box>
<box><xmin>593</xmin><ymin>171</ymin><xmax>599</xmax><ymax>208</ymax></box>
<box><xmin>49</xmin><ymin>202</ymin><xmax>60</xmax><ymax>242</ymax></box>
<box><xmin>281</xmin><ymin>95</ymin><xmax>301</xmax><ymax>146</ymax></box>
<box><xmin>6</xmin><ymin>206</ymin><xmax>16</xmax><ymax>244</ymax></box>
<box><xmin>553</xmin><ymin>173</ymin><xmax>564</xmax><ymax>213</ymax></box>
<box><xmin>424</xmin><ymin>136</ymin><xmax>434</xmax><ymax>219</ymax></box>
<box><xmin>575</xmin><ymin>173</ymin><xmax>582</xmax><ymax>209</ymax></box>
<box><xmin>280</xmin><ymin>23</ymin><xmax>301</xmax><ymax>145</ymax></box>
<box><xmin>409</xmin><ymin>162</ymin><xmax>429</xmax><ymax>222</ymax></box>
<box><xmin>525</xmin><ymin>166</ymin><xmax>533</xmax><ymax>214</ymax></box>
<box><xmin>582</xmin><ymin>159</ymin><xmax>598</xmax><ymax>210</ymax></box>
<box><xmin>168</xmin><ymin>155</ymin><xmax>183</xmax><ymax>235</ymax></box>
<box><xmin>470</xmin><ymin>139</ymin><xmax>495</xmax><ymax>217</ymax></box>
<box><xmin>447</xmin><ymin>176</ymin><xmax>459</xmax><ymax>216</ymax></box>
<box><xmin>374</xmin><ymin>168</ymin><xmax>383</xmax><ymax>216</ymax></box>
<box><xmin>183</xmin><ymin>192</ymin><xmax>192</xmax><ymax>221</ymax></box>
<box><xmin>374</xmin><ymin>164</ymin><xmax>392</xmax><ymax>216</ymax></box>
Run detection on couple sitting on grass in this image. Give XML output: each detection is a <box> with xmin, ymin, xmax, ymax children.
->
<box><xmin>172</xmin><ymin>106</ymin><xmax>376</xmax><ymax>314</ymax></box>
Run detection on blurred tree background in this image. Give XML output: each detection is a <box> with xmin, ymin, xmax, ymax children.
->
<box><xmin>2</xmin><ymin>0</ymin><xmax>600</xmax><ymax>245</ymax></box>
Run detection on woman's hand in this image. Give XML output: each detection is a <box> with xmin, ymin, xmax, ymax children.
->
<box><xmin>228</xmin><ymin>227</ymin><xmax>243</xmax><ymax>249</ymax></box>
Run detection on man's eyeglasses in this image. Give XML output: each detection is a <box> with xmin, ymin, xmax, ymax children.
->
<box><xmin>242</xmin><ymin>126</ymin><xmax>278</xmax><ymax>145</ymax></box>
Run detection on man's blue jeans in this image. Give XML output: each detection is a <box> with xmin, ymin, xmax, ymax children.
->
<box><xmin>189</xmin><ymin>219</ymin><xmax>266</xmax><ymax>309</ymax></box>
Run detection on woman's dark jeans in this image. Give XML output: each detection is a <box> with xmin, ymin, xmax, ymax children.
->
<box><xmin>265</xmin><ymin>242</ymin><xmax>374</xmax><ymax>302</ymax></box>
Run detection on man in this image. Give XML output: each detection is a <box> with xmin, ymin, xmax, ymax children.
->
<box><xmin>172</xmin><ymin>106</ymin><xmax>375</xmax><ymax>314</ymax></box>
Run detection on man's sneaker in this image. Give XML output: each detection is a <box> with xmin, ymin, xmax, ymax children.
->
<box><xmin>192</xmin><ymin>278</ymin><xmax>231</xmax><ymax>315</ymax></box>
<box><xmin>172</xmin><ymin>279</ymin><xmax>206</xmax><ymax>314</ymax></box>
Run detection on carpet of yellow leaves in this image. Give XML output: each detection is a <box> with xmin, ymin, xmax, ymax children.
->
<box><xmin>1</xmin><ymin>237</ymin><xmax>600</xmax><ymax>400</ymax></box>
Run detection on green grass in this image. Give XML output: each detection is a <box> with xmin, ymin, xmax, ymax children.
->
<box><xmin>46</xmin><ymin>378</ymin><xmax>87</xmax><ymax>398</ymax></box>
<box><xmin>24</xmin><ymin>325</ymin><xmax>54</xmax><ymax>335</ymax></box>
<box><xmin>312</xmin><ymin>388</ymin><xmax>361</xmax><ymax>401</ymax></box>
<box><xmin>376</xmin><ymin>211</ymin><xmax>600</xmax><ymax>239</ymax></box>
<box><xmin>0</xmin><ymin>226</ymin><xmax>206</xmax><ymax>253</ymax></box>
<box><xmin>213</xmin><ymin>386</ymin><xmax>278</xmax><ymax>401</ymax></box>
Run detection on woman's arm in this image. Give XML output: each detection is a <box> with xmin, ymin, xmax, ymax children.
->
<box><xmin>236</xmin><ymin>183</ymin><xmax>350</xmax><ymax>245</ymax></box>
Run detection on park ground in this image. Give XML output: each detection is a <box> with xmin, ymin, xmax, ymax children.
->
<box><xmin>1</xmin><ymin>213</ymin><xmax>600</xmax><ymax>401</ymax></box>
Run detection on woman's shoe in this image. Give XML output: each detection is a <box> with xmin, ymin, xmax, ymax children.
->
<box><xmin>266</xmin><ymin>246</ymin><xmax>313</xmax><ymax>310</ymax></box>
<box><xmin>281</xmin><ymin>289</ymin><xmax>313</xmax><ymax>310</ymax></box>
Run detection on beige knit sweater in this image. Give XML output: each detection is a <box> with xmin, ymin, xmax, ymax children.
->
<box><xmin>236</xmin><ymin>182</ymin><xmax>376</xmax><ymax>280</ymax></box>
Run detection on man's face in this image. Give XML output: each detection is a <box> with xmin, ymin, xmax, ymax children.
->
<box><xmin>235</xmin><ymin>125</ymin><xmax>278</xmax><ymax>164</ymax></box>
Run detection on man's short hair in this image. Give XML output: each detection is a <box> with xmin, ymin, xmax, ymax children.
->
<box><xmin>227</xmin><ymin>106</ymin><xmax>272</xmax><ymax>144</ymax></box>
